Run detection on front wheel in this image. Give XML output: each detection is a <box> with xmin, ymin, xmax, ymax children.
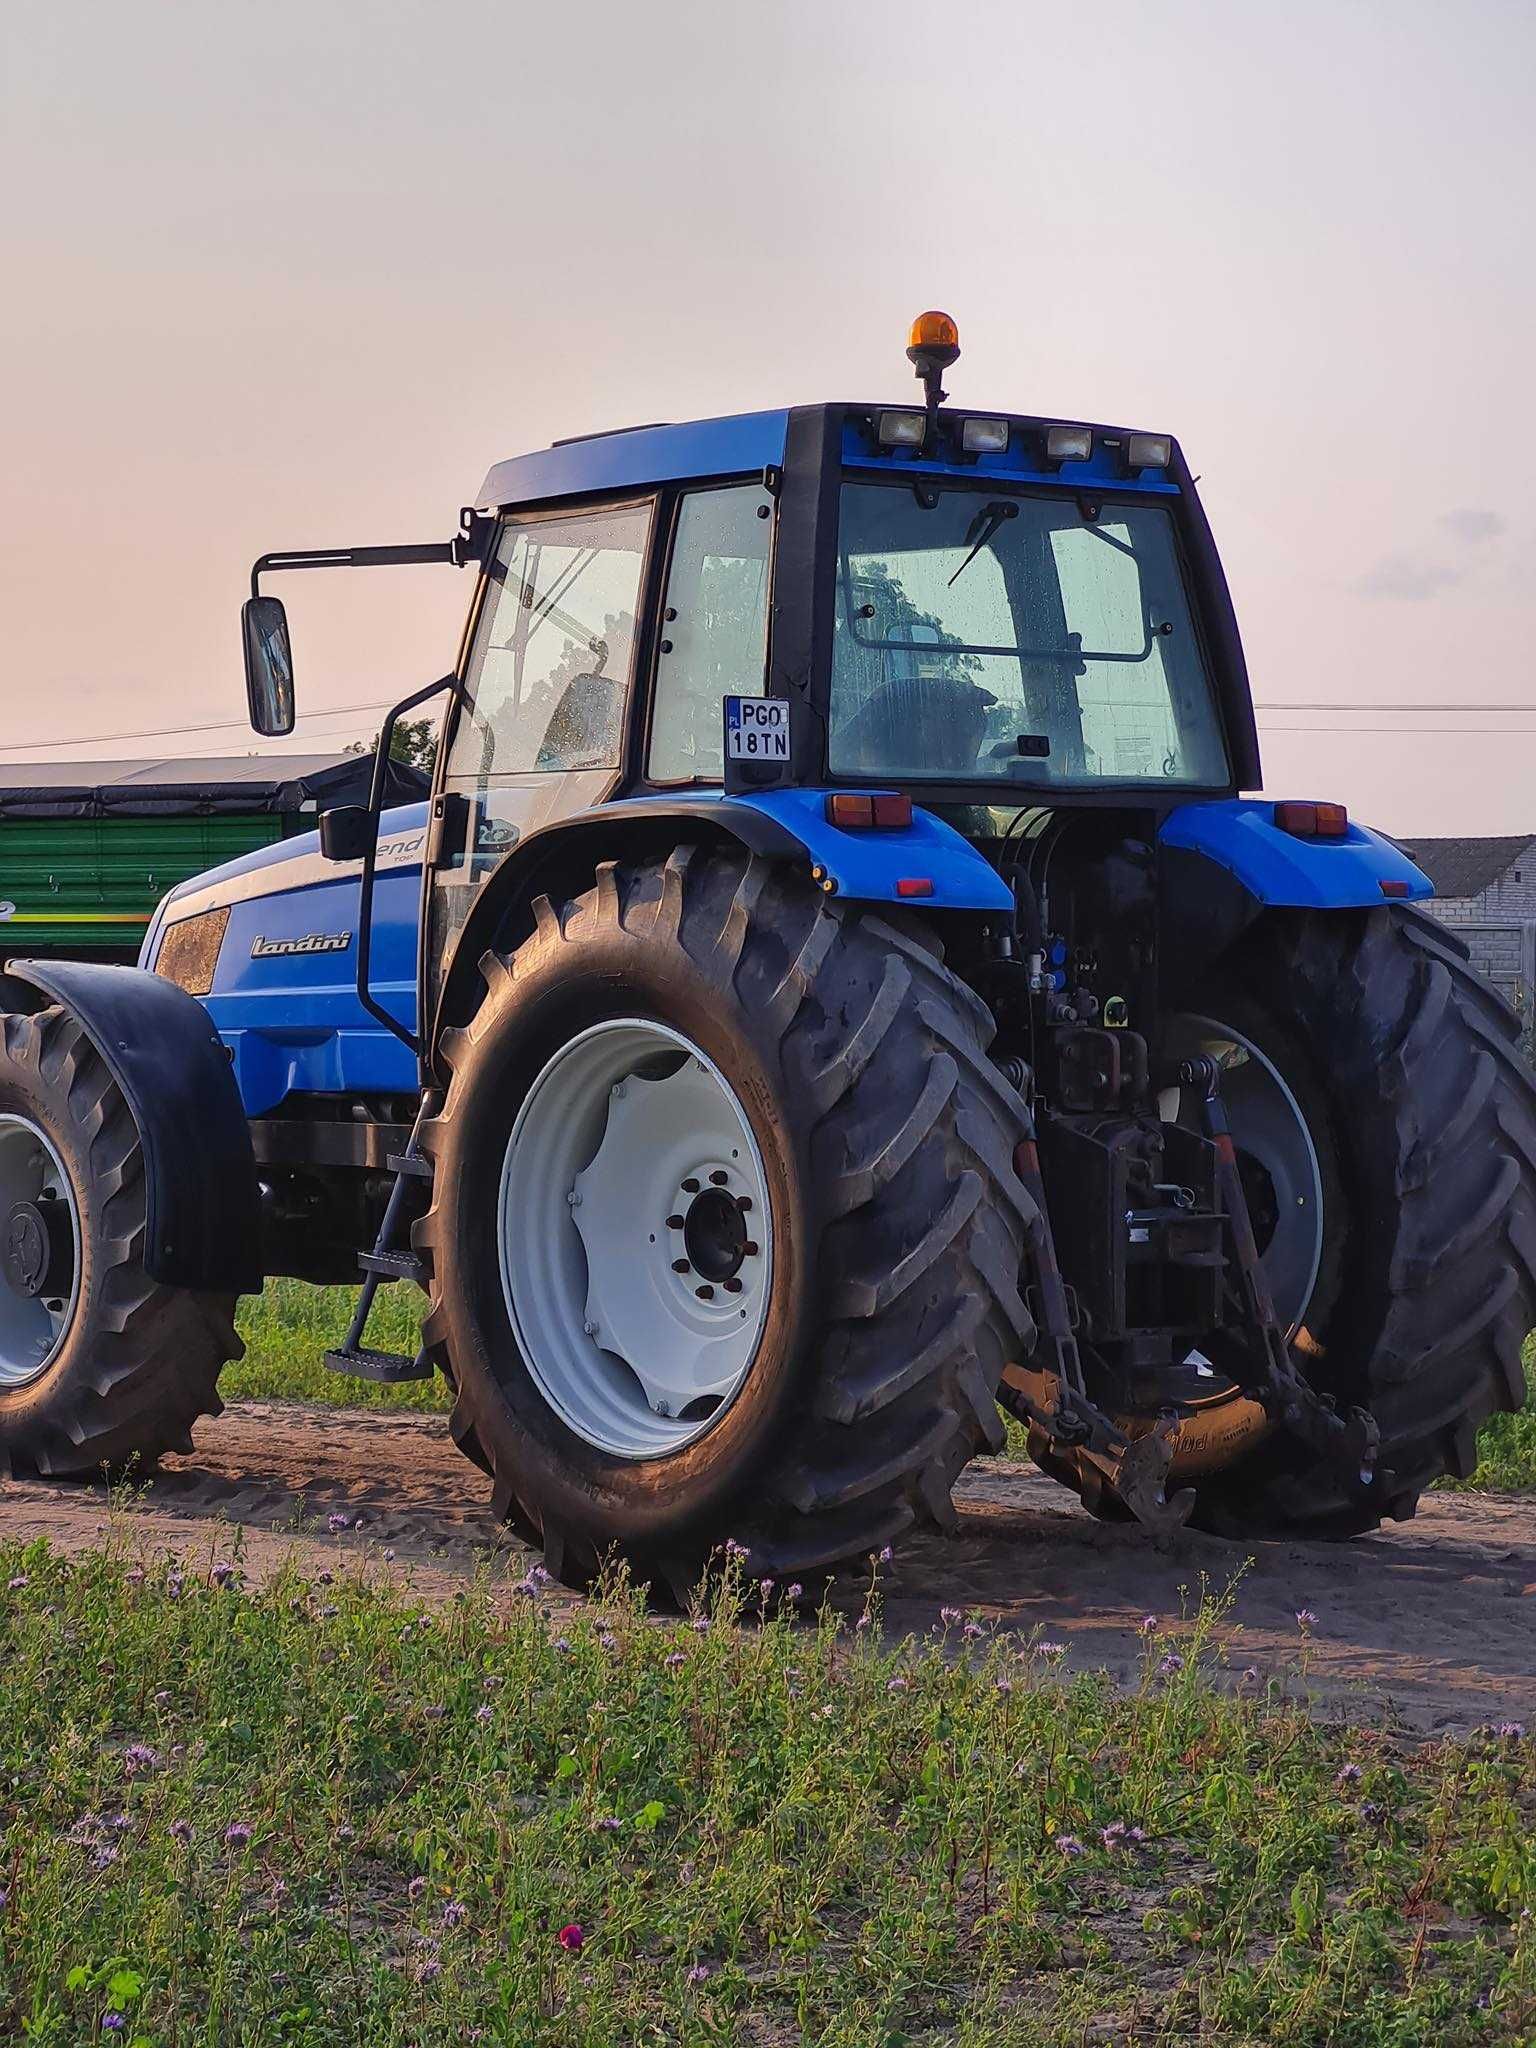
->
<box><xmin>416</xmin><ymin>846</ymin><xmax>1037</xmax><ymax>1589</ymax></box>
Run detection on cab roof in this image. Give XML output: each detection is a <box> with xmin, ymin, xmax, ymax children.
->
<box><xmin>474</xmin><ymin>405</ymin><xmax>1183</xmax><ymax>513</ymax></box>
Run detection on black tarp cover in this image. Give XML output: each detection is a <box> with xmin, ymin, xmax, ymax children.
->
<box><xmin>0</xmin><ymin>753</ymin><xmax>429</xmax><ymax>820</ymax></box>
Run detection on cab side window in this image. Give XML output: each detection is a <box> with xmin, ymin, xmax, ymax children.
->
<box><xmin>448</xmin><ymin>500</ymin><xmax>653</xmax><ymax>784</ymax></box>
<box><xmin>647</xmin><ymin>483</ymin><xmax>773</xmax><ymax>782</ymax></box>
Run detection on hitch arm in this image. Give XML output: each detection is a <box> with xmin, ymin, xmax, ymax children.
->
<box><xmin>1181</xmin><ymin>1055</ymin><xmax>1380</xmax><ymax>1488</ymax></box>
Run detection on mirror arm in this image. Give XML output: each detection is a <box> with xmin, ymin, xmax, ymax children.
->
<box><xmin>248</xmin><ymin>512</ymin><xmax>491</xmax><ymax>599</ymax></box>
<box><xmin>354</xmin><ymin>674</ymin><xmax>458</xmax><ymax>1060</ymax></box>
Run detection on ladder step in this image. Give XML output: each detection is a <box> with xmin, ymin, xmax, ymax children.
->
<box><xmin>386</xmin><ymin>1152</ymin><xmax>434</xmax><ymax>1179</ymax></box>
<box><xmin>323</xmin><ymin>1344</ymin><xmax>433</xmax><ymax>1384</ymax></box>
<box><xmin>358</xmin><ymin>1248</ymin><xmax>427</xmax><ymax>1283</ymax></box>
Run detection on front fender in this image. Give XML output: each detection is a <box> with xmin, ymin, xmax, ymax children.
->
<box><xmin>3</xmin><ymin>959</ymin><xmax>262</xmax><ymax>1293</ymax></box>
<box><xmin>1158</xmin><ymin>799</ymin><xmax>1432</xmax><ymax>909</ymax></box>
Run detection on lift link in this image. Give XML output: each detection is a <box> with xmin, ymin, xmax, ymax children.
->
<box><xmin>1000</xmin><ymin>1072</ymin><xmax>1195</xmax><ymax>1531</ymax></box>
<box><xmin>1180</xmin><ymin>1055</ymin><xmax>1380</xmax><ymax>1489</ymax></box>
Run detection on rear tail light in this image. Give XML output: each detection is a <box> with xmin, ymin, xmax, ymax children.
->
<box><xmin>1380</xmin><ymin>879</ymin><xmax>1411</xmax><ymax>898</ymax></box>
<box><xmin>825</xmin><ymin>792</ymin><xmax>913</xmax><ymax>831</ymax></box>
<box><xmin>1275</xmin><ymin>800</ymin><xmax>1349</xmax><ymax>839</ymax></box>
<box><xmin>896</xmin><ymin>877</ymin><xmax>934</xmax><ymax>898</ymax></box>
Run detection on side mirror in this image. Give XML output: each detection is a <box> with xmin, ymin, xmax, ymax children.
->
<box><xmin>318</xmin><ymin>804</ymin><xmax>378</xmax><ymax>864</ymax></box>
<box><xmin>242</xmin><ymin>595</ymin><xmax>296</xmax><ymax>736</ymax></box>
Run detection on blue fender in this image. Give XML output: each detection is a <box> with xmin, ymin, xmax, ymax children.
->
<box><xmin>1158</xmin><ymin>799</ymin><xmax>1433</xmax><ymax>909</ymax></box>
<box><xmin>722</xmin><ymin>789</ymin><xmax>1014</xmax><ymax>911</ymax></box>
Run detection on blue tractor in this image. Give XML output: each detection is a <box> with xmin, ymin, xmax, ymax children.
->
<box><xmin>3</xmin><ymin>313</ymin><xmax>1531</xmax><ymax>1586</ymax></box>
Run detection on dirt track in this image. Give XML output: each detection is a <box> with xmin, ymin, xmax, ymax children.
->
<box><xmin>4</xmin><ymin>1399</ymin><xmax>1533</xmax><ymax>1734</ymax></box>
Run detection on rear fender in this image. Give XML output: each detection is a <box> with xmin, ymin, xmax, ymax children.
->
<box><xmin>1159</xmin><ymin>799</ymin><xmax>1432</xmax><ymax>909</ymax></box>
<box><xmin>2</xmin><ymin>959</ymin><xmax>263</xmax><ymax>1293</ymax></box>
<box><xmin>432</xmin><ymin>790</ymin><xmax>1012</xmax><ymax>1048</ymax></box>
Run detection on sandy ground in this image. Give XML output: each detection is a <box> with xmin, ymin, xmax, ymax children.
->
<box><xmin>4</xmin><ymin>1398</ymin><xmax>1532</xmax><ymax>1734</ymax></box>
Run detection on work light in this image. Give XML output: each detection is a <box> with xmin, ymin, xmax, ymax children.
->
<box><xmin>878</xmin><ymin>410</ymin><xmax>927</xmax><ymax>447</ymax></box>
<box><xmin>961</xmin><ymin>417</ymin><xmax>1009</xmax><ymax>453</ymax></box>
<box><xmin>1044</xmin><ymin>426</ymin><xmax>1093</xmax><ymax>464</ymax></box>
<box><xmin>1127</xmin><ymin>433</ymin><xmax>1172</xmax><ymax>469</ymax></box>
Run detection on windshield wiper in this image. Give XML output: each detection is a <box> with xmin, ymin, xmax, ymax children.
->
<box><xmin>947</xmin><ymin>500</ymin><xmax>1018</xmax><ymax>587</ymax></box>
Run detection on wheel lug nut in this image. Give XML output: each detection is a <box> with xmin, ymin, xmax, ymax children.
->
<box><xmin>671</xmin><ymin>1258</ymin><xmax>690</xmax><ymax>1274</ymax></box>
<box><xmin>742</xmin><ymin>1241</ymin><xmax>759</xmax><ymax>1258</ymax></box>
<box><xmin>709</xmin><ymin>1169</ymin><xmax>729</xmax><ymax>1186</ymax></box>
<box><xmin>736</xmin><ymin>1196</ymin><xmax>753</xmax><ymax>1213</ymax></box>
<box><xmin>695</xmin><ymin>1284</ymin><xmax>715</xmax><ymax>1301</ymax></box>
<box><xmin>724</xmin><ymin>1277</ymin><xmax>743</xmax><ymax>1294</ymax></box>
<box><xmin>666</xmin><ymin>1214</ymin><xmax>685</xmax><ymax>1230</ymax></box>
<box><xmin>682</xmin><ymin>1177</ymin><xmax>700</xmax><ymax>1194</ymax></box>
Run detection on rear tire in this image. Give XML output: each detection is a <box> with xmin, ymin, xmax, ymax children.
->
<box><xmin>1045</xmin><ymin>906</ymin><xmax>1536</xmax><ymax>1535</ymax></box>
<box><xmin>417</xmin><ymin>845</ymin><xmax>1037</xmax><ymax>1589</ymax></box>
<box><xmin>0</xmin><ymin>999</ymin><xmax>240</xmax><ymax>1477</ymax></box>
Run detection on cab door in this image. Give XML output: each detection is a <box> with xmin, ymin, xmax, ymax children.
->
<box><xmin>423</xmin><ymin>496</ymin><xmax>656</xmax><ymax>1022</ymax></box>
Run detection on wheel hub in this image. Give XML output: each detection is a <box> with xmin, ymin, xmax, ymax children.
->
<box><xmin>499</xmin><ymin>1019</ymin><xmax>773</xmax><ymax>1458</ymax></box>
<box><xmin>0</xmin><ymin>1114</ymin><xmax>82</xmax><ymax>1389</ymax></box>
<box><xmin>4</xmin><ymin>1198</ymin><xmax>72</xmax><ymax>1302</ymax></box>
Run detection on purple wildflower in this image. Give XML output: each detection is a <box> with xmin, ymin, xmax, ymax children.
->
<box><xmin>1038</xmin><ymin>1640</ymin><xmax>1067</xmax><ymax>1660</ymax></box>
<box><xmin>1158</xmin><ymin>1651</ymin><xmax>1184</xmax><ymax>1677</ymax></box>
<box><xmin>1101</xmin><ymin>1821</ymin><xmax>1127</xmax><ymax>1847</ymax></box>
<box><xmin>855</xmin><ymin>1612</ymin><xmax>871</xmax><ymax>1631</ymax></box>
<box><xmin>690</xmin><ymin>1615</ymin><xmax>710</xmax><ymax>1634</ymax></box>
<box><xmin>758</xmin><ymin>1578</ymin><xmax>775</xmax><ymax>1596</ymax></box>
<box><xmin>1056</xmin><ymin>1834</ymin><xmax>1086</xmax><ymax>1857</ymax></box>
<box><xmin>383</xmin><ymin>1548</ymin><xmax>396</xmax><ymax>1562</ymax></box>
<box><xmin>939</xmin><ymin>1606</ymin><xmax>963</xmax><ymax>1627</ymax></box>
<box><xmin>326</xmin><ymin>1512</ymin><xmax>349</xmax><ymax>1533</ymax></box>
<box><xmin>153</xmin><ymin>1690</ymin><xmax>172</xmax><ymax>1708</ymax></box>
<box><xmin>165</xmin><ymin>1573</ymin><xmax>183</xmax><ymax>1597</ymax></box>
<box><xmin>996</xmin><ymin>1676</ymin><xmax>1014</xmax><ymax>1696</ymax></box>
<box><xmin>1137</xmin><ymin>1614</ymin><xmax>1158</xmax><ymax>1636</ymax></box>
<box><xmin>7</xmin><ymin>1575</ymin><xmax>28</xmax><ymax>1592</ymax></box>
<box><xmin>169</xmin><ymin>1819</ymin><xmax>193</xmax><ymax>1844</ymax></box>
<box><xmin>100</xmin><ymin>2016</ymin><xmax>126</xmax><ymax>2034</ymax></box>
<box><xmin>1295</xmin><ymin>1608</ymin><xmax>1317</xmax><ymax>1629</ymax></box>
<box><xmin>594</xmin><ymin>1815</ymin><xmax>621</xmax><ymax>1833</ymax></box>
<box><xmin>512</xmin><ymin>1578</ymin><xmax>538</xmax><ymax>1598</ymax></box>
<box><xmin>422</xmin><ymin>1704</ymin><xmax>445</xmax><ymax>1721</ymax></box>
<box><xmin>122</xmin><ymin>1743</ymin><xmax>161</xmax><ymax>1774</ymax></box>
<box><xmin>963</xmin><ymin>1621</ymin><xmax>985</xmax><ymax>1640</ymax></box>
<box><xmin>786</xmin><ymin>1582</ymin><xmax>803</xmax><ymax>1600</ymax></box>
<box><xmin>664</xmin><ymin>1651</ymin><xmax>686</xmax><ymax>1670</ymax></box>
<box><xmin>0</xmin><ymin>1887</ymin><xmax>9</xmax><ymax>1911</ymax></box>
<box><xmin>442</xmin><ymin>1899</ymin><xmax>468</xmax><ymax>1928</ymax></box>
<box><xmin>211</xmin><ymin>1562</ymin><xmax>236</xmax><ymax>1587</ymax></box>
<box><xmin>1498</xmin><ymin>1721</ymin><xmax>1526</xmax><ymax>1740</ymax></box>
<box><xmin>557</xmin><ymin>1921</ymin><xmax>584</xmax><ymax>1951</ymax></box>
<box><xmin>879</xmin><ymin>1545</ymin><xmax>894</xmax><ymax>1563</ymax></box>
<box><xmin>223</xmin><ymin>1821</ymin><xmax>253</xmax><ymax>1849</ymax></box>
<box><xmin>475</xmin><ymin>1704</ymin><xmax>493</xmax><ymax>1725</ymax></box>
<box><xmin>887</xmin><ymin>1675</ymin><xmax>909</xmax><ymax>1693</ymax></box>
<box><xmin>1336</xmin><ymin>1762</ymin><xmax>1363</xmax><ymax>1786</ymax></box>
<box><xmin>319</xmin><ymin>1604</ymin><xmax>338</xmax><ymax>1618</ymax></box>
<box><xmin>687</xmin><ymin>1963</ymin><xmax>711</xmax><ymax>1984</ymax></box>
<box><xmin>408</xmin><ymin>1876</ymin><xmax>427</xmax><ymax>1900</ymax></box>
<box><xmin>599</xmin><ymin>1630</ymin><xmax>617</xmax><ymax>1651</ymax></box>
<box><xmin>92</xmin><ymin>1846</ymin><xmax>119</xmax><ymax>1870</ymax></box>
<box><xmin>554</xmin><ymin>1637</ymin><xmax>573</xmax><ymax>1653</ymax></box>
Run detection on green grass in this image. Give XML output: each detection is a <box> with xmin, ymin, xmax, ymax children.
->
<box><xmin>1</xmin><ymin>1547</ymin><xmax>1532</xmax><ymax>2045</ymax></box>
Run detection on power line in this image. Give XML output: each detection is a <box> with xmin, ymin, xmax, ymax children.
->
<box><xmin>0</xmin><ymin>700</ymin><xmax>394</xmax><ymax>755</ymax></box>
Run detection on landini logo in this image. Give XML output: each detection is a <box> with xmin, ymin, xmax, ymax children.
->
<box><xmin>251</xmin><ymin>930</ymin><xmax>353</xmax><ymax>958</ymax></box>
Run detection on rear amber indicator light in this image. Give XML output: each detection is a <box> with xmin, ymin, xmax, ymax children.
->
<box><xmin>1275</xmin><ymin>800</ymin><xmax>1349</xmax><ymax>839</ymax></box>
<box><xmin>871</xmin><ymin>793</ymin><xmax>913</xmax><ymax>829</ymax></box>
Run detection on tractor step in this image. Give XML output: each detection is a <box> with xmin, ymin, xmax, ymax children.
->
<box><xmin>358</xmin><ymin>1248</ymin><xmax>427</xmax><ymax>1283</ymax></box>
<box><xmin>386</xmin><ymin>1151</ymin><xmax>435</xmax><ymax>1179</ymax></box>
<box><xmin>323</xmin><ymin>1343</ymin><xmax>433</xmax><ymax>1384</ymax></box>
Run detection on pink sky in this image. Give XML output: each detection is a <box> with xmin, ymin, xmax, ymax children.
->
<box><xmin>2</xmin><ymin>0</ymin><xmax>1531</xmax><ymax>834</ymax></box>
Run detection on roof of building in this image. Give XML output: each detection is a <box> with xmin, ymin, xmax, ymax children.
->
<box><xmin>1398</xmin><ymin>836</ymin><xmax>1536</xmax><ymax>900</ymax></box>
<box><xmin>0</xmin><ymin>752</ymin><xmax>427</xmax><ymax>820</ymax></box>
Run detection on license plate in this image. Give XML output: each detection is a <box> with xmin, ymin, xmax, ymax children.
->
<box><xmin>724</xmin><ymin>696</ymin><xmax>790</xmax><ymax>762</ymax></box>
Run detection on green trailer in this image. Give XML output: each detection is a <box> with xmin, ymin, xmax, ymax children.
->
<box><xmin>0</xmin><ymin>753</ymin><xmax>426</xmax><ymax>960</ymax></box>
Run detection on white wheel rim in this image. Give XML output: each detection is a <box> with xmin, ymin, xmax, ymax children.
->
<box><xmin>1159</xmin><ymin>1012</ymin><xmax>1324</xmax><ymax>1335</ymax></box>
<box><xmin>498</xmin><ymin>1018</ymin><xmax>773</xmax><ymax>1459</ymax></box>
<box><xmin>0</xmin><ymin>1113</ymin><xmax>82</xmax><ymax>1390</ymax></box>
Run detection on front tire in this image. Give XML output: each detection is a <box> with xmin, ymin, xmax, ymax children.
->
<box><xmin>417</xmin><ymin>846</ymin><xmax>1037</xmax><ymax>1589</ymax></box>
<box><xmin>0</xmin><ymin>998</ymin><xmax>240</xmax><ymax>1476</ymax></box>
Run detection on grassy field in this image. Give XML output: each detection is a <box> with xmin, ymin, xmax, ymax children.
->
<box><xmin>1</xmin><ymin>1547</ymin><xmax>1532</xmax><ymax>2045</ymax></box>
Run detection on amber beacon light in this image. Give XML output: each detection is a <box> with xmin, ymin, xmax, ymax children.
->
<box><xmin>906</xmin><ymin>310</ymin><xmax>961</xmax><ymax>416</ymax></box>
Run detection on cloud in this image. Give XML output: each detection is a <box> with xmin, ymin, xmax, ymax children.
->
<box><xmin>1441</xmin><ymin>508</ymin><xmax>1506</xmax><ymax>544</ymax></box>
<box><xmin>1354</xmin><ymin>553</ymin><xmax>1466</xmax><ymax>602</ymax></box>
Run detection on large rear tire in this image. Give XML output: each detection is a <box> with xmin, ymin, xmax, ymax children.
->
<box><xmin>1045</xmin><ymin>906</ymin><xmax>1536</xmax><ymax>1535</ymax></box>
<box><xmin>417</xmin><ymin>845</ymin><xmax>1037</xmax><ymax>1589</ymax></box>
<box><xmin>0</xmin><ymin>998</ymin><xmax>240</xmax><ymax>1476</ymax></box>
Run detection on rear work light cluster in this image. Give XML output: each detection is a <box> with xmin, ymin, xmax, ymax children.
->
<box><xmin>873</xmin><ymin>412</ymin><xmax>1172</xmax><ymax>472</ymax></box>
<box><xmin>1274</xmin><ymin>801</ymin><xmax>1349</xmax><ymax>839</ymax></box>
<box><xmin>825</xmin><ymin>792</ymin><xmax>913</xmax><ymax>830</ymax></box>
